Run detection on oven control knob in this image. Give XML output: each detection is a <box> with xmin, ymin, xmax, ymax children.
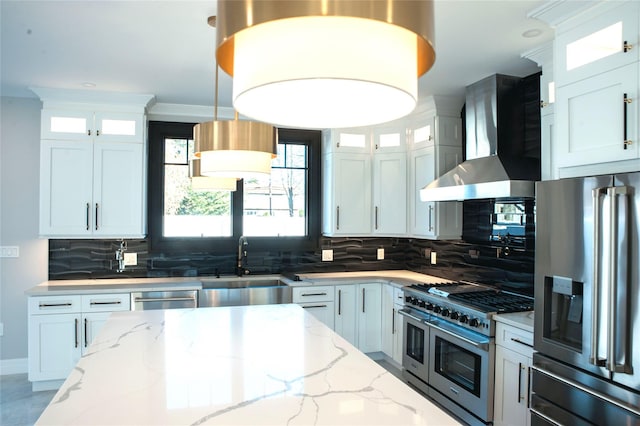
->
<box><xmin>433</xmin><ymin>306</ymin><xmax>442</xmax><ymax>314</ymax></box>
<box><xmin>459</xmin><ymin>314</ymin><xmax>469</xmax><ymax>324</ymax></box>
<box><xmin>418</xmin><ymin>300</ymin><xmax>426</xmax><ymax>308</ymax></box>
<box><xmin>450</xmin><ymin>311</ymin><xmax>459</xmax><ymax>320</ymax></box>
<box><xmin>405</xmin><ymin>296</ymin><xmax>412</xmax><ymax>303</ymax></box>
<box><xmin>441</xmin><ymin>308</ymin><xmax>450</xmax><ymax>317</ymax></box>
<box><xmin>411</xmin><ymin>298</ymin><xmax>419</xmax><ymax>306</ymax></box>
<box><xmin>469</xmin><ymin>318</ymin><xmax>480</xmax><ymax>327</ymax></box>
<box><xmin>426</xmin><ymin>303</ymin><xmax>434</xmax><ymax>311</ymax></box>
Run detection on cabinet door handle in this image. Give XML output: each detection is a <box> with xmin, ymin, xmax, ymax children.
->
<box><xmin>336</xmin><ymin>206</ymin><xmax>340</xmax><ymax>230</ymax></box>
<box><xmin>74</xmin><ymin>318</ymin><xmax>79</xmax><ymax>348</ymax></box>
<box><xmin>392</xmin><ymin>308</ymin><xmax>396</xmax><ymax>334</ymax></box>
<box><xmin>302</xmin><ymin>304</ymin><xmax>327</xmax><ymax>309</ymax></box>
<box><xmin>300</xmin><ymin>292</ymin><xmax>327</xmax><ymax>297</ymax></box>
<box><xmin>517</xmin><ymin>362</ymin><xmax>524</xmax><ymax>403</ymax></box>
<box><xmin>526</xmin><ymin>366</ymin><xmax>531</xmax><ymax>408</ymax></box>
<box><xmin>338</xmin><ymin>289</ymin><xmax>342</xmax><ymax>315</ymax></box>
<box><xmin>375</xmin><ymin>206</ymin><xmax>379</xmax><ymax>230</ymax></box>
<box><xmin>623</xmin><ymin>93</ymin><xmax>632</xmax><ymax>149</ymax></box>
<box><xmin>86</xmin><ymin>203</ymin><xmax>90</xmax><ymax>230</ymax></box>
<box><xmin>90</xmin><ymin>300</ymin><xmax>122</xmax><ymax>306</ymax></box>
<box><xmin>87</xmin><ymin>129</ymin><xmax>91</xmax><ymax>136</ymax></box>
<box><xmin>428</xmin><ymin>205</ymin><xmax>434</xmax><ymax>231</ymax></box>
<box><xmin>84</xmin><ymin>318</ymin><xmax>89</xmax><ymax>348</ymax></box>
<box><xmin>96</xmin><ymin>129</ymin><xmax>100</xmax><ymax>136</ymax></box>
<box><xmin>624</xmin><ymin>40</ymin><xmax>633</xmax><ymax>52</ymax></box>
<box><xmin>95</xmin><ymin>203</ymin><xmax>99</xmax><ymax>230</ymax></box>
<box><xmin>39</xmin><ymin>302</ymin><xmax>72</xmax><ymax>308</ymax></box>
<box><xmin>362</xmin><ymin>288</ymin><xmax>366</xmax><ymax>313</ymax></box>
<box><xmin>510</xmin><ymin>337</ymin><xmax>534</xmax><ymax>348</ymax></box>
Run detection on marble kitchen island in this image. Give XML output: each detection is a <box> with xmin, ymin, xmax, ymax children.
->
<box><xmin>36</xmin><ymin>304</ymin><xmax>460</xmax><ymax>425</ymax></box>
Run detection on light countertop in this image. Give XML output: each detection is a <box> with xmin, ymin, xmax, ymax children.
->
<box><xmin>36</xmin><ymin>304</ymin><xmax>460</xmax><ymax>425</ymax></box>
<box><xmin>26</xmin><ymin>270</ymin><xmax>448</xmax><ymax>295</ymax></box>
<box><xmin>493</xmin><ymin>311</ymin><xmax>535</xmax><ymax>333</ymax></box>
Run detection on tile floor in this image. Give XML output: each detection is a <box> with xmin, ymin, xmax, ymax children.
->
<box><xmin>0</xmin><ymin>360</ymin><xmax>403</xmax><ymax>426</ymax></box>
<box><xmin>0</xmin><ymin>374</ymin><xmax>56</xmax><ymax>426</ymax></box>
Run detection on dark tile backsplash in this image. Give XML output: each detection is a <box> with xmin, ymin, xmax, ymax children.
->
<box><xmin>49</xmin><ymin>235</ymin><xmax>534</xmax><ymax>296</ymax></box>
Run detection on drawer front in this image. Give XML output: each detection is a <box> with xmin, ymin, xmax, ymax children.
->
<box><xmin>81</xmin><ymin>293</ymin><xmax>130</xmax><ymax>312</ymax></box>
<box><xmin>496</xmin><ymin>322</ymin><xmax>534</xmax><ymax>357</ymax></box>
<box><xmin>292</xmin><ymin>286</ymin><xmax>334</xmax><ymax>303</ymax></box>
<box><xmin>29</xmin><ymin>295</ymin><xmax>82</xmax><ymax>314</ymax></box>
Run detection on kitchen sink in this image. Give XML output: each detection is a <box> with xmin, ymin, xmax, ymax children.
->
<box><xmin>200</xmin><ymin>279</ymin><xmax>287</xmax><ymax>289</ymax></box>
<box><xmin>199</xmin><ymin>278</ymin><xmax>292</xmax><ymax>307</ymax></box>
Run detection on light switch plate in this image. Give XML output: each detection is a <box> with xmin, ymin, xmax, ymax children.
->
<box><xmin>377</xmin><ymin>248</ymin><xmax>385</xmax><ymax>260</ymax></box>
<box><xmin>0</xmin><ymin>246</ymin><xmax>19</xmax><ymax>258</ymax></box>
<box><xmin>430</xmin><ymin>251</ymin><xmax>437</xmax><ymax>265</ymax></box>
<box><xmin>123</xmin><ymin>252</ymin><xmax>137</xmax><ymax>266</ymax></box>
<box><xmin>322</xmin><ymin>249</ymin><xmax>333</xmax><ymax>262</ymax></box>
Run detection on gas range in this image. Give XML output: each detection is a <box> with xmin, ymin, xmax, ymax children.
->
<box><xmin>402</xmin><ymin>281</ymin><xmax>533</xmax><ymax>337</ymax></box>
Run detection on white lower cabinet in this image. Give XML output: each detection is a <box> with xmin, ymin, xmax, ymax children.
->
<box><xmin>382</xmin><ymin>285</ymin><xmax>405</xmax><ymax>365</ymax></box>
<box><xmin>334</xmin><ymin>283</ymin><xmax>382</xmax><ymax>353</ymax></box>
<box><xmin>28</xmin><ymin>293</ymin><xmax>130</xmax><ymax>390</ymax></box>
<box><xmin>494</xmin><ymin>321</ymin><xmax>534</xmax><ymax>426</ymax></box>
<box><xmin>292</xmin><ymin>286</ymin><xmax>335</xmax><ymax>329</ymax></box>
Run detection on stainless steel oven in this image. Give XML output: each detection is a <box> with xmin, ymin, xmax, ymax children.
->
<box><xmin>400</xmin><ymin>281</ymin><xmax>533</xmax><ymax>426</ymax></box>
<box><xmin>427</xmin><ymin>318</ymin><xmax>494</xmax><ymax>424</ymax></box>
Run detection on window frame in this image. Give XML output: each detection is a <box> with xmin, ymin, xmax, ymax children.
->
<box><xmin>148</xmin><ymin>121</ymin><xmax>321</xmax><ymax>254</ymax></box>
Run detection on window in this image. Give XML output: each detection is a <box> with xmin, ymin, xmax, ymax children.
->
<box><xmin>148</xmin><ymin>122</ymin><xmax>321</xmax><ymax>253</ymax></box>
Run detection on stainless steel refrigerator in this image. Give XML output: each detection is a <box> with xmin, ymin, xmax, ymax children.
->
<box><xmin>532</xmin><ymin>171</ymin><xmax>640</xmax><ymax>425</ymax></box>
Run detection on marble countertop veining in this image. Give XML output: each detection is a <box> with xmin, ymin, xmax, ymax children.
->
<box><xmin>36</xmin><ymin>304</ymin><xmax>461</xmax><ymax>425</ymax></box>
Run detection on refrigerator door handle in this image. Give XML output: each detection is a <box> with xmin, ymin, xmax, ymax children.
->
<box><xmin>590</xmin><ymin>187</ymin><xmax>607</xmax><ymax>367</ymax></box>
<box><xmin>606</xmin><ymin>185</ymin><xmax>632</xmax><ymax>374</ymax></box>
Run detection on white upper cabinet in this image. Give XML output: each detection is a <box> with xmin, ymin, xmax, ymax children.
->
<box><xmin>407</xmin><ymin>99</ymin><xmax>463</xmax><ymax>240</ymax></box>
<box><xmin>41</xmin><ymin>109</ymin><xmax>144</xmax><ymax>143</ymax></box>
<box><xmin>372</xmin><ymin>123</ymin><xmax>407</xmax><ymax>235</ymax></box>
<box><xmin>555</xmin><ymin>1</ymin><xmax>639</xmax><ymax>86</ymax></box>
<box><xmin>533</xmin><ymin>1</ymin><xmax>640</xmax><ymax>178</ymax></box>
<box><xmin>34</xmin><ymin>88</ymin><xmax>154</xmax><ymax>238</ymax></box>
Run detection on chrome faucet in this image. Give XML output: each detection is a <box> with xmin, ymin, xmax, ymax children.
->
<box><xmin>115</xmin><ymin>240</ymin><xmax>127</xmax><ymax>273</ymax></box>
<box><xmin>237</xmin><ymin>236</ymin><xmax>249</xmax><ymax>276</ymax></box>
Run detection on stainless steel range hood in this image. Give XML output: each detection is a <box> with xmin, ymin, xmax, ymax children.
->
<box><xmin>420</xmin><ymin>74</ymin><xmax>540</xmax><ymax>201</ymax></box>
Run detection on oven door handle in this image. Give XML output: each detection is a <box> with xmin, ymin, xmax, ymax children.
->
<box><xmin>398</xmin><ymin>308</ymin><xmax>428</xmax><ymax>323</ymax></box>
<box><xmin>426</xmin><ymin>321</ymin><xmax>490</xmax><ymax>351</ymax></box>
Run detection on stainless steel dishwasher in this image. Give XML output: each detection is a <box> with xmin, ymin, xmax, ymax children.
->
<box><xmin>131</xmin><ymin>290</ymin><xmax>198</xmax><ymax>310</ymax></box>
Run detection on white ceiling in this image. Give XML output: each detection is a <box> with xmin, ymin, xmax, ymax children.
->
<box><xmin>1</xmin><ymin>1</ymin><xmax>554</xmax><ymax>113</ymax></box>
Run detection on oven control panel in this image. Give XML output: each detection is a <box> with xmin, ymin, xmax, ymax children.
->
<box><xmin>404</xmin><ymin>294</ymin><xmax>492</xmax><ymax>335</ymax></box>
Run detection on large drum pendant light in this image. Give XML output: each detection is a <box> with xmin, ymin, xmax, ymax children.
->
<box><xmin>189</xmin><ymin>158</ymin><xmax>238</xmax><ymax>191</ymax></box>
<box><xmin>194</xmin><ymin>17</ymin><xmax>277</xmax><ymax>179</ymax></box>
<box><xmin>215</xmin><ymin>0</ymin><xmax>436</xmax><ymax>129</ymax></box>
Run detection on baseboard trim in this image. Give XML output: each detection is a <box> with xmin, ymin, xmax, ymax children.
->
<box><xmin>0</xmin><ymin>357</ymin><xmax>28</xmax><ymax>375</ymax></box>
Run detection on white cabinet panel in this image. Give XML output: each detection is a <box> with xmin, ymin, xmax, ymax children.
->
<box><xmin>299</xmin><ymin>302</ymin><xmax>335</xmax><ymax>330</ymax></box>
<box><xmin>373</xmin><ymin>152</ymin><xmax>407</xmax><ymax>235</ymax></box>
<box><xmin>334</xmin><ymin>285</ymin><xmax>358</xmax><ymax>347</ymax></box>
<box><xmin>28</xmin><ymin>314</ymin><xmax>81</xmax><ymax>382</ymax></box>
<box><xmin>555</xmin><ymin>63</ymin><xmax>639</xmax><ymax>172</ymax></box>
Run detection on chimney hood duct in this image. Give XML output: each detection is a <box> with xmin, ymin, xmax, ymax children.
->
<box><xmin>420</xmin><ymin>74</ymin><xmax>540</xmax><ymax>202</ymax></box>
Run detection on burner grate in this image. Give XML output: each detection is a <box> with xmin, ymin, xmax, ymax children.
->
<box><xmin>448</xmin><ymin>290</ymin><xmax>534</xmax><ymax>313</ymax></box>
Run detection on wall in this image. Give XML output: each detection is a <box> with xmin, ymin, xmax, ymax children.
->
<box><xmin>0</xmin><ymin>97</ymin><xmax>48</xmax><ymax>369</ymax></box>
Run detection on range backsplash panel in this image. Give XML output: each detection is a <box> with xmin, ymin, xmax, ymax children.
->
<box><xmin>49</xmin><ymin>237</ymin><xmax>533</xmax><ymax>296</ymax></box>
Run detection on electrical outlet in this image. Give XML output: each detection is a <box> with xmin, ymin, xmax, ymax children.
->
<box><xmin>377</xmin><ymin>248</ymin><xmax>385</xmax><ymax>260</ymax></box>
<box><xmin>322</xmin><ymin>249</ymin><xmax>333</xmax><ymax>262</ymax></box>
<box><xmin>430</xmin><ymin>251</ymin><xmax>437</xmax><ymax>265</ymax></box>
<box><xmin>123</xmin><ymin>252</ymin><xmax>137</xmax><ymax>266</ymax></box>
<box><xmin>0</xmin><ymin>246</ymin><xmax>19</xmax><ymax>258</ymax></box>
